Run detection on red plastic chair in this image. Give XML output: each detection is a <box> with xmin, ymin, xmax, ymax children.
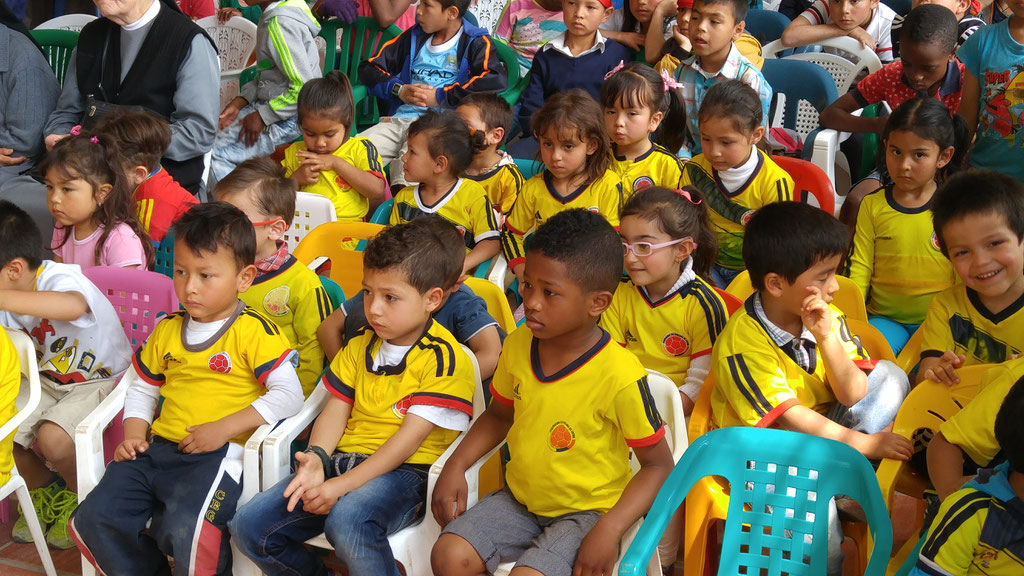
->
<box><xmin>773</xmin><ymin>155</ymin><xmax>836</xmax><ymax>216</ymax></box>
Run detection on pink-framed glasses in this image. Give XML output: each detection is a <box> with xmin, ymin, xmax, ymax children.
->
<box><xmin>622</xmin><ymin>237</ymin><xmax>690</xmax><ymax>257</ymax></box>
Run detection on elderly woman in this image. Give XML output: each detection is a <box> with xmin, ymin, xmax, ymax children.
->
<box><xmin>43</xmin><ymin>0</ymin><xmax>219</xmax><ymax>195</ymax></box>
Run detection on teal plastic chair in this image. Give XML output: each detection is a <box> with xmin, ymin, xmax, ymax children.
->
<box><xmin>29</xmin><ymin>29</ymin><xmax>78</xmax><ymax>86</ymax></box>
<box><xmin>618</xmin><ymin>427</ymin><xmax>893</xmax><ymax>576</ymax></box>
<box><xmin>319</xmin><ymin>275</ymin><xmax>345</xmax><ymax>309</ymax></box>
<box><xmin>153</xmin><ymin>231</ymin><xmax>175</xmax><ymax>279</ymax></box>
<box><xmin>369</xmin><ymin>198</ymin><xmax>393</xmax><ymax>225</ymax></box>
<box><xmin>513</xmin><ymin>157</ymin><xmax>544</xmax><ymax>180</ymax></box>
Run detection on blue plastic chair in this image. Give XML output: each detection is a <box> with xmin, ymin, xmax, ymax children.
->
<box><xmin>744</xmin><ymin>9</ymin><xmax>790</xmax><ymax>45</ymax></box>
<box><xmin>369</xmin><ymin>198</ymin><xmax>393</xmax><ymax>225</ymax></box>
<box><xmin>618</xmin><ymin>427</ymin><xmax>893</xmax><ymax>576</ymax></box>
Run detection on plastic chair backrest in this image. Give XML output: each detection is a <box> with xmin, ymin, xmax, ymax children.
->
<box><xmin>896</xmin><ymin>325</ymin><xmax>924</xmax><ymax>375</ymax></box>
<box><xmin>0</xmin><ymin>330</ymin><xmax>42</xmax><ymax>444</ymax></box>
<box><xmin>763</xmin><ymin>36</ymin><xmax>883</xmax><ymax>95</ymax></box>
<box><xmin>489</xmin><ymin>37</ymin><xmax>524</xmax><ymax>106</ymax></box>
<box><xmin>322</xmin><ymin>17</ymin><xmax>402</xmax><ymax>127</ymax></box>
<box><xmin>713</xmin><ymin>286</ymin><xmax>743</xmax><ymax>315</ymax></box>
<box><xmin>645</xmin><ymin>370</ymin><xmax>689</xmax><ymax>463</ymax></box>
<box><xmin>318</xmin><ymin>275</ymin><xmax>345</xmax><ymax>310</ymax></box>
<box><xmin>369</xmin><ymin>198</ymin><xmax>394</xmax><ymax>225</ymax></box>
<box><xmin>292</xmin><ymin>221</ymin><xmax>385</xmax><ymax>298</ymax></box>
<box><xmin>464</xmin><ymin>277</ymin><xmax>516</xmax><ymax>334</ymax></box>
<box><xmin>196</xmin><ymin>15</ymin><xmax>258</xmax><ymax>73</ymax></box>
<box><xmin>153</xmin><ymin>231</ymin><xmax>175</xmax><ymax>279</ymax></box>
<box><xmin>287</xmin><ymin>192</ymin><xmax>338</xmax><ymax>247</ymax></box>
<box><xmin>772</xmin><ymin>155</ymin><xmax>836</xmax><ymax>215</ymax></box>
<box><xmin>618</xmin><ymin>427</ymin><xmax>893</xmax><ymax>576</ymax></box>
<box><xmin>846</xmin><ymin>318</ymin><xmax>895</xmax><ymax>362</ymax></box>
<box><xmin>760</xmin><ymin>58</ymin><xmax>839</xmax><ymax>140</ymax></box>
<box><xmin>514</xmin><ymin>157</ymin><xmax>544</xmax><ymax>180</ymax></box>
<box><xmin>28</xmin><ymin>29</ymin><xmax>78</xmax><ymax>86</ymax></box>
<box><xmin>33</xmin><ymin>13</ymin><xmax>96</xmax><ymax>31</ymax></box>
<box><xmin>82</xmin><ymin>267</ymin><xmax>179</xmax><ymax>349</ymax></box>
<box><xmin>725</xmin><ymin>270</ymin><xmax>867</xmax><ymax>322</ymax></box>
<box><xmin>744</xmin><ymin>9</ymin><xmax>790</xmax><ymax>45</ymax></box>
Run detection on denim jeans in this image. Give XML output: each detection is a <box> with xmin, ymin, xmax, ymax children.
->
<box><xmin>229</xmin><ymin>452</ymin><xmax>428</xmax><ymax>576</ymax></box>
<box><xmin>710</xmin><ymin>264</ymin><xmax>743</xmax><ymax>290</ymax></box>
<box><xmin>208</xmin><ymin>104</ymin><xmax>300</xmax><ymax>189</ymax></box>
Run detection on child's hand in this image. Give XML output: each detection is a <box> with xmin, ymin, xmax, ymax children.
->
<box><xmin>861</xmin><ymin>431</ymin><xmax>913</xmax><ymax>461</ymax></box>
<box><xmin>217</xmin><ymin>7</ymin><xmax>242</xmax><ymax>23</ymax></box>
<box><xmin>400</xmin><ymin>84</ymin><xmax>437</xmax><ymax>107</ymax></box>
<box><xmin>573</xmin><ymin>518</ymin><xmax>620</xmax><ymax>576</ymax></box>
<box><xmin>114</xmin><ymin>437</ymin><xmax>150</xmax><ymax>462</ymax></box>
<box><xmin>238</xmin><ymin>111</ymin><xmax>267</xmax><ymax>148</ymax></box>
<box><xmin>178</xmin><ymin>421</ymin><xmax>232</xmax><ymax>454</ymax></box>
<box><xmin>673</xmin><ymin>26</ymin><xmax>691</xmax><ymax>53</ymax></box>
<box><xmin>800</xmin><ymin>286</ymin><xmax>832</xmax><ymax>341</ymax></box>
<box><xmin>616</xmin><ymin>31</ymin><xmax>647</xmax><ymax>51</ymax></box>
<box><xmin>431</xmin><ymin>464</ymin><xmax>469</xmax><ymax>527</ymax></box>
<box><xmin>301</xmin><ymin>476</ymin><xmax>351</xmax><ymax>515</ymax></box>
<box><xmin>296</xmin><ymin>150</ymin><xmax>339</xmax><ymax>174</ymax></box>
<box><xmin>923</xmin><ymin>350</ymin><xmax>966</xmax><ymax>386</ymax></box>
<box><xmin>293</xmin><ymin>163</ymin><xmax>320</xmax><ymax>187</ymax></box>
<box><xmin>846</xmin><ymin>27</ymin><xmax>876</xmax><ymax>51</ymax></box>
<box><xmin>219</xmin><ymin>97</ymin><xmax>246</xmax><ymax>131</ymax></box>
<box><xmin>284</xmin><ymin>450</ymin><xmax>327</xmax><ymax>512</ymax></box>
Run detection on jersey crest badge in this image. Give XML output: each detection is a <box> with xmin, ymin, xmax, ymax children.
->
<box><xmin>209</xmin><ymin>352</ymin><xmax>232</xmax><ymax>374</ymax></box>
<box><xmin>662</xmin><ymin>333</ymin><xmax>690</xmax><ymax>356</ymax></box>
<box><xmin>263</xmin><ymin>286</ymin><xmax>291</xmax><ymax>317</ymax></box>
<box><xmin>548</xmin><ymin>421</ymin><xmax>576</xmax><ymax>452</ymax></box>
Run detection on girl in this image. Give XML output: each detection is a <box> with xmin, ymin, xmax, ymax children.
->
<box><xmin>600</xmin><ymin>0</ymin><xmax>677</xmax><ymax>61</ymax></box>
<box><xmin>282</xmin><ymin>71</ymin><xmax>387</xmax><ymax>223</ymax></box>
<box><xmin>679</xmin><ymin>80</ymin><xmax>795</xmax><ymax>289</ymax></box>
<box><xmin>600</xmin><ymin>62</ymin><xmax>686</xmax><ymax>198</ymax></box>
<box><xmin>501</xmin><ymin>89</ymin><xmax>623</xmax><ymax>281</ymax></box>
<box><xmin>847</xmin><ymin>98</ymin><xmax>966</xmax><ymax>355</ymax></box>
<box><xmin>42</xmin><ymin>132</ymin><xmax>152</xmax><ymax>270</ymax></box>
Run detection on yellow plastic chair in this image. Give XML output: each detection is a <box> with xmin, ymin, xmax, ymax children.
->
<box><xmin>895</xmin><ymin>325</ymin><xmax>925</xmax><ymax>376</ymax></box>
<box><xmin>292</xmin><ymin>222</ymin><xmax>384</xmax><ymax>299</ymax></box>
<box><xmin>725</xmin><ymin>270</ymin><xmax>869</xmax><ymax>322</ymax></box>
<box><xmin>847</xmin><ymin>317</ymin><xmax>896</xmax><ymax>363</ymax></box>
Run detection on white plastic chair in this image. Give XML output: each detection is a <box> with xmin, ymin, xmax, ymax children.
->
<box><xmin>762</xmin><ymin>36</ymin><xmax>883</xmax><ymax>95</ymax></box>
<box><xmin>196</xmin><ymin>15</ymin><xmax>258</xmax><ymax>110</ymax></box>
<box><xmin>1</xmin><ymin>329</ymin><xmax>57</xmax><ymax>576</ymax></box>
<box><xmin>286</xmin><ymin>192</ymin><xmax>339</xmax><ymax>248</ymax></box>
<box><xmin>33</xmin><ymin>13</ymin><xmax>97</xmax><ymax>32</ymax></box>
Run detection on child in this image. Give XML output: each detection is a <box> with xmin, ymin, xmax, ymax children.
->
<box><xmin>890</xmin><ymin>0</ymin><xmax>984</xmax><ymax>59</ymax></box>
<box><xmin>389</xmin><ymin>110</ymin><xmax>501</xmax><ymax>277</ymax></box>
<box><xmin>457</xmin><ymin>92</ymin><xmax>525</xmax><ymax>215</ymax></box>
<box><xmin>210</xmin><ymin>0</ymin><xmax>321</xmax><ymax>186</ymax></box>
<box><xmin>230</xmin><ymin>219</ymin><xmax>477</xmax><ymax>576</ymax></box>
<box><xmin>846</xmin><ymin>98</ymin><xmax>965</xmax><ymax>355</ymax></box>
<box><xmin>517</xmin><ymin>0</ymin><xmax>632</xmax><ymax>136</ymax></box>
<box><xmin>0</xmin><ymin>331</ymin><xmax>16</xmax><ymax>489</ymax></box>
<box><xmin>654</xmin><ymin>0</ymin><xmax>764</xmax><ymax>79</ymax></box>
<box><xmin>95</xmin><ymin>110</ymin><xmax>199</xmax><ymax>245</ymax></box>
<box><xmin>0</xmin><ymin>200</ymin><xmax>132</xmax><ymax>549</ymax></box>
<box><xmin>955</xmin><ymin>0</ymin><xmax>1024</xmax><ymax>181</ymax></box>
<box><xmin>911</xmin><ymin>375</ymin><xmax>1024</xmax><ymax>576</ymax></box>
<box><xmin>357</xmin><ymin>0</ymin><xmax>506</xmax><ymax>187</ymax></box>
<box><xmin>431</xmin><ymin>208</ymin><xmax>674</xmax><ymax>576</ymax></box>
<box><xmin>678</xmin><ymin>80</ymin><xmax>794</xmax><ymax>288</ymax></box>
<box><xmin>215</xmin><ymin>157</ymin><xmax>331</xmax><ymax>397</ymax></box>
<box><xmin>501</xmin><ymin>90</ymin><xmax>623</xmax><ymax>282</ymax></box>
<box><xmin>495</xmin><ymin>0</ymin><xmax>567</xmax><ymax>75</ymax></box>
<box><xmin>600</xmin><ymin>0</ymin><xmax>678</xmax><ymax>61</ymax></box>
<box><xmin>781</xmin><ymin>0</ymin><xmax>898</xmax><ymax>63</ymax></box>
<box><xmin>917</xmin><ymin>170</ymin><xmax>1024</xmax><ymax>384</ymax></box>
<box><xmin>602</xmin><ymin>186</ymin><xmax>725</xmax><ymax>416</ymax></box>
<box><xmin>283</xmin><ymin>71</ymin><xmax>387</xmax><ymax>223</ymax></box>
<box><xmin>601</xmin><ymin>62</ymin><xmax>687</xmax><ymax>196</ymax></box>
<box><xmin>70</xmin><ymin>202</ymin><xmax>304</xmax><ymax>574</ymax></box>
<box><xmin>42</xmin><ymin>133</ymin><xmax>153</xmax><ymax>269</ymax></box>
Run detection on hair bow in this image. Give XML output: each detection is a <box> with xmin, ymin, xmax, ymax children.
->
<box><xmin>675</xmin><ymin>188</ymin><xmax>702</xmax><ymax>205</ymax></box>
<box><xmin>604</xmin><ymin>60</ymin><xmax>626</xmax><ymax>81</ymax></box>
<box><xmin>69</xmin><ymin>125</ymin><xmax>82</xmax><ymax>136</ymax></box>
<box><xmin>660</xmin><ymin>69</ymin><xmax>684</xmax><ymax>92</ymax></box>
<box><xmin>90</xmin><ymin>136</ymin><xmax>100</xmax><ymax>144</ymax></box>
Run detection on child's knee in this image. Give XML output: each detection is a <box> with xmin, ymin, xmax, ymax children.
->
<box><xmin>431</xmin><ymin>533</ymin><xmax>484</xmax><ymax>576</ymax></box>
<box><xmin>35</xmin><ymin>421</ymin><xmax>73</xmax><ymax>460</ymax></box>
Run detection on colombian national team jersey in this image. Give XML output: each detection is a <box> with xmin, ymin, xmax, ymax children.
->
<box><xmin>389</xmin><ymin>178</ymin><xmax>500</xmax><ymax>252</ymax></box>
<box><xmin>133</xmin><ymin>302</ymin><xmax>297</xmax><ymax>445</ymax></box>
<box><xmin>501</xmin><ymin>170</ymin><xmax>623</xmax><ymax>268</ymax></box>
<box><xmin>465</xmin><ymin>156</ymin><xmax>525</xmax><ymax>215</ymax></box>
<box><xmin>281</xmin><ymin>137</ymin><xmax>386</xmax><ymax>222</ymax></box>
<box><xmin>940</xmin><ymin>358</ymin><xmax>1023</xmax><ymax>468</ymax></box>
<box><xmin>711</xmin><ymin>297</ymin><xmax>872</xmax><ymax>428</ymax></box>
<box><xmin>679</xmin><ymin>151</ymin><xmax>794</xmax><ymax>269</ymax></box>
<box><xmin>920</xmin><ymin>285</ymin><xmax>1024</xmax><ymax>366</ymax></box>
<box><xmin>322</xmin><ymin>320</ymin><xmax>475</xmax><ymax>465</ymax></box>
<box><xmin>240</xmin><ymin>256</ymin><xmax>331</xmax><ymax>396</ymax></box>
<box><xmin>0</xmin><ymin>331</ymin><xmax>18</xmax><ymax>486</ymax></box>
<box><xmin>601</xmin><ymin>275</ymin><xmax>728</xmax><ymax>388</ymax></box>
<box><xmin>490</xmin><ymin>326</ymin><xmax>665</xmax><ymax>517</ymax></box>
<box><xmin>847</xmin><ymin>186</ymin><xmax>957</xmax><ymax>325</ymax></box>
<box><xmin>610</xmin><ymin>143</ymin><xmax>685</xmax><ymax>199</ymax></box>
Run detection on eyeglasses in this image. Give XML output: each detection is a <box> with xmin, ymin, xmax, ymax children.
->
<box><xmin>251</xmin><ymin>217</ymin><xmax>283</xmax><ymax>228</ymax></box>
<box><xmin>622</xmin><ymin>237</ymin><xmax>690</xmax><ymax>257</ymax></box>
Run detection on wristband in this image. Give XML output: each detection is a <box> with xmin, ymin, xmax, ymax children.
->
<box><xmin>304</xmin><ymin>446</ymin><xmax>332</xmax><ymax>479</ymax></box>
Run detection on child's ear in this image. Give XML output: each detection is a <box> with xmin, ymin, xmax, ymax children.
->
<box><xmin>131</xmin><ymin>166</ymin><xmax>149</xmax><ymax>186</ymax></box>
<box><xmin>649</xmin><ymin>110</ymin><xmax>665</xmax><ymax>133</ymax></box>
<box><xmin>585</xmin><ymin>138</ymin><xmax>600</xmax><ymax>156</ymax></box>
<box><xmin>2</xmin><ymin>259</ymin><xmax>26</xmax><ymax>283</ymax></box>
<box><xmin>732</xmin><ymin>19</ymin><xmax>745</xmax><ymax>41</ymax></box>
<box><xmin>434</xmin><ymin>153</ymin><xmax>450</xmax><ymax>176</ymax></box>
<box><xmin>675</xmin><ymin>237</ymin><xmax>697</xmax><ymax>263</ymax></box>
<box><xmin>750</xmin><ymin>125</ymin><xmax>766</xmax><ymax>145</ymax></box>
<box><xmin>446</xmin><ymin>5</ymin><xmax>461</xmax><ymax>20</ymax></box>
<box><xmin>95</xmin><ymin>182</ymin><xmax>113</xmax><ymax>205</ymax></box>
<box><xmin>236</xmin><ymin>264</ymin><xmax>258</xmax><ymax>293</ymax></box>
<box><xmin>587</xmin><ymin>289</ymin><xmax>614</xmax><ymax>317</ymax></box>
<box><xmin>602</xmin><ymin>6</ymin><xmax>614</xmax><ymax>23</ymax></box>
<box><xmin>763</xmin><ymin>272</ymin><xmax>786</xmax><ymax>298</ymax></box>
<box><xmin>268</xmin><ymin>217</ymin><xmax>289</xmax><ymax>242</ymax></box>
<box><xmin>936</xmin><ymin>146</ymin><xmax>955</xmax><ymax>170</ymax></box>
<box><xmin>489</xmin><ymin>126</ymin><xmax>505</xmax><ymax>147</ymax></box>
<box><xmin>424</xmin><ymin>286</ymin><xmax>445</xmax><ymax>313</ymax></box>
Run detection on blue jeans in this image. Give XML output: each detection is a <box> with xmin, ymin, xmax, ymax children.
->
<box><xmin>208</xmin><ymin>104</ymin><xmax>300</xmax><ymax>188</ymax></box>
<box><xmin>710</xmin><ymin>264</ymin><xmax>743</xmax><ymax>289</ymax></box>
<box><xmin>229</xmin><ymin>452</ymin><xmax>428</xmax><ymax>576</ymax></box>
<box><xmin>868</xmin><ymin>315</ymin><xmax>919</xmax><ymax>357</ymax></box>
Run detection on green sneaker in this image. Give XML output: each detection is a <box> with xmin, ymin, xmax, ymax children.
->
<box><xmin>44</xmin><ymin>488</ymin><xmax>78</xmax><ymax>550</ymax></box>
<box><xmin>11</xmin><ymin>482</ymin><xmax>61</xmax><ymax>543</ymax></box>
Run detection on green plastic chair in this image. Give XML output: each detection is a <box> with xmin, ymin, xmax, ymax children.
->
<box><xmin>220</xmin><ymin>0</ymin><xmax>263</xmax><ymax>24</ymax></box>
<box><xmin>490</xmin><ymin>37</ymin><xmax>525</xmax><ymax>107</ymax></box>
<box><xmin>153</xmin><ymin>230</ymin><xmax>175</xmax><ymax>279</ymax></box>
<box><xmin>618</xmin><ymin>427</ymin><xmax>893</xmax><ymax>576</ymax></box>
<box><xmin>320</xmin><ymin>17</ymin><xmax>402</xmax><ymax>131</ymax></box>
<box><xmin>29</xmin><ymin>29</ymin><xmax>79</xmax><ymax>86</ymax></box>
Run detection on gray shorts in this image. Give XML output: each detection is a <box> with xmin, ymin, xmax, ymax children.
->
<box><xmin>441</xmin><ymin>488</ymin><xmax>602</xmax><ymax>576</ymax></box>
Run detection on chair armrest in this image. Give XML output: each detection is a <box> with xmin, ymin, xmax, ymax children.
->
<box><xmin>241</xmin><ymin>422</ymin><xmax>275</xmax><ymax>506</ymax></box>
<box><xmin>486</xmin><ymin>254</ymin><xmax>509</xmax><ymax>291</ymax></box>
<box><xmin>262</xmin><ymin>384</ymin><xmax>330</xmax><ymax>488</ymax></box>
<box><xmin>240</xmin><ymin>59</ymin><xmax>273</xmax><ymax>87</ymax></box>
<box><xmin>804</xmin><ymin>127</ymin><xmax>840</xmax><ymax>212</ymax></box>
<box><xmin>75</xmin><ymin>370</ymin><xmax>131</xmax><ymax>501</ymax></box>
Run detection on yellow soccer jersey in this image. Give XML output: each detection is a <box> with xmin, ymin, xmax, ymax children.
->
<box><xmin>133</xmin><ymin>302</ymin><xmax>297</xmax><ymax>445</ymax></box>
<box><xmin>679</xmin><ymin>150</ymin><xmax>794</xmax><ymax>270</ymax></box>
<box><xmin>389</xmin><ymin>178</ymin><xmax>500</xmax><ymax>253</ymax></box>
<box><xmin>847</xmin><ymin>187</ymin><xmax>957</xmax><ymax>325</ymax></box>
<box><xmin>940</xmin><ymin>358</ymin><xmax>1024</xmax><ymax>467</ymax></box>
<box><xmin>501</xmin><ymin>170</ymin><xmax>623</xmax><ymax>268</ymax></box>
<box><xmin>281</xmin><ymin>137</ymin><xmax>386</xmax><ymax>222</ymax></box>
<box><xmin>465</xmin><ymin>160</ymin><xmax>524</xmax><ymax>215</ymax></box>
<box><xmin>490</xmin><ymin>326</ymin><xmax>666</xmax><ymax>517</ymax></box>
<box><xmin>711</xmin><ymin>297</ymin><xmax>872</xmax><ymax>428</ymax></box>
<box><xmin>610</xmin><ymin>143</ymin><xmax>685</xmax><ymax>199</ymax></box>
<box><xmin>920</xmin><ymin>285</ymin><xmax>1024</xmax><ymax>366</ymax></box>
<box><xmin>322</xmin><ymin>320</ymin><xmax>475</xmax><ymax>465</ymax></box>
<box><xmin>0</xmin><ymin>331</ymin><xmax>18</xmax><ymax>486</ymax></box>
<box><xmin>241</xmin><ymin>256</ymin><xmax>331</xmax><ymax>397</ymax></box>
<box><xmin>601</xmin><ymin>275</ymin><xmax>728</xmax><ymax>388</ymax></box>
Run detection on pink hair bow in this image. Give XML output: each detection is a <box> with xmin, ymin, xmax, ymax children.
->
<box><xmin>675</xmin><ymin>188</ymin><xmax>701</xmax><ymax>205</ymax></box>
<box><xmin>660</xmin><ymin>69</ymin><xmax>684</xmax><ymax>92</ymax></box>
<box><xmin>90</xmin><ymin>136</ymin><xmax>100</xmax><ymax>144</ymax></box>
<box><xmin>604</xmin><ymin>60</ymin><xmax>626</xmax><ymax>81</ymax></box>
<box><xmin>69</xmin><ymin>125</ymin><xmax>82</xmax><ymax>136</ymax></box>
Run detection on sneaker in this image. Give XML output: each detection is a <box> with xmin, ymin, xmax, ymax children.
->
<box><xmin>44</xmin><ymin>488</ymin><xmax>78</xmax><ymax>549</ymax></box>
<box><xmin>11</xmin><ymin>482</ymin><xmax>62</xmax><ymax>543</ymax></box>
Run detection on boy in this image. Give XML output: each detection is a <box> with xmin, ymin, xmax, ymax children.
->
<box><xmin>431</xmin><ymin>209</ymin><xmax>674</xmax><ymax>576</ymax></box>
<box><xmin>910</xmin><ymin>375</ymin><xmax>1024</xmax><ymax>576</ymax></box>
<box><xmin>70</xmin><ymin>202</ymin><xmax>304</xmax><ymax>575</ymax></box>
<box><xmin>672</xmin><ymin>0</ymin><xmax>771</xmax><ymax>156</ymax></box>
<box><xmin>457</xmin><ymin>92</ymin><xmax>525</xmax><ymax>215</ymax></box>
<box><xmin>230</xmin><ymin>220</ymin><xmax>477</xmax><ymax>576</ymax></box>
<box><xmin>357</xmin><ymin>0</ymin><xmax>506</xmax><ymax>187</ymax></box>
<box><xmin>917</xmin><ymin>170</ymin><xmax>1024</xmax><ymax>385</ymax></box>
<box><xmin>781</xmin><ymin>0</ymin><xmax>898</xmax><ymax>63</ymax></box>
<box><xmin>0</xmin><ymin>200</ymin><xmax>131</xmax><ymax>549</ymax></box>
<box><xmin>215</xmin><ymin>157</ymin><xmax>331</xmax><ymax>397</ymax></box>
<box><xmin>210</xmin><ymin>0</ymin><xmax>321</xmax><ymax>186</ymax></box>
<box><xmin>890</xmin><ymin>0</ymin><xmax>984</xmax><ymax>59</ymax></box>
<box><xmin>97</xmin><ymin>110</ymin><xmax>198</xmax><ymax>244</ymax></box>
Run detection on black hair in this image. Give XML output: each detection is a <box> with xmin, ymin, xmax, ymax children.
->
<box><xmin>527</xmin><ymin>208</ymin><xmax>622</xmax><ymax>294</ymax></box>
<box><xmin>214</xmin><ymin>157</ymin><xmax>298</xmax><ymax>227</ymax></box>
<box><xmin>297</xmin><ymin>70</ymin><xmax>356</xmax><ymax>133</ymax></box>
<box><xmin>698</xmin><ymin>79</ymin><xmax>762</xmax><ymax>135</ymax></box>
<box><xmin>995</xmin><ymin>375</ymin><xmax>1024</xmax><ymax>474</ymax></box>
<box><xmin>744</xmin><ymin>202</ymin><xmax>849</xmax><ymax>290</ymax></box>
<box><xmin>696</xmin><ymin>0</ymin><xmax>747</xmax><ymax>24</ymax></box>
<box><xmin>95</xmin><ymin>109</ymin><xmax>171</xmax><ymax>171</ymax></box>
<box><xmin>170</xmin><ymin>202</ymin><xmax>256</xmax><ymax>271</ymax></box>
<box><xmin>407</xmin><ymin>109</ymin><xmax>474</xmax><ymax>177</ymax></box>
<box><xmin>600</xmin><ymin>62</ymin><xmax>688</xmax><ymax>153</ymax></box>
<box><xmin>459</xmin><ymin>92</ymin><xmax>514</xmax><ymax>150</ymax></box>
<box><xmin>0</xmin><ymin>200</ymin><xmax>43</xmax><ymax>270</ymax></box>
<box><xmin>932</xmin><ymin>170</ymin><xmax>1024</xmax><ymax>256</ymax></box>
<box><xmin>531</xmin><ymin>89</ymin><xmax>611</xmax><ymax>185</ymax></box>
<box><xmin>900</xmin><ymin>4</ymin><xmax>959</xmax><ymax>54</ymax></box>
<box><xmin>363</xmin><ymin>216</ymin><xmax>466</xmax><ymax>293</ymax></box>
<box><xmin>883</xmin><ymin>98</ymin><xmax>968</xmax><ymax>181</ymax></box>
<box><xmin>438</xmin><ymin>0</ymin><xmax>472</xmax><ymax>17</ymax></box>
<box><xmin>621</xmin><ymin>186</ymin><xmax>718</xmax><ymax>281</ymax></box>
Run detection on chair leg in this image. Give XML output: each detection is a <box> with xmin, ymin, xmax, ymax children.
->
<box><xmin>14</xmin><ymin>480</ymin><xmax>57</xmax><ymax>576</ymax></box>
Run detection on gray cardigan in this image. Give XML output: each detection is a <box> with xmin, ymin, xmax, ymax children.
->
<box><xmin>0</xmin><ymin>26</ymin><xmax>59</xmax><ymax>184</ymax></box>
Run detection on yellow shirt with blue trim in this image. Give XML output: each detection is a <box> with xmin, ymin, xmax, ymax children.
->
<box><xmin>940</xmin><ymin>358</ymin><xmax>1024</xmax><ymax>468</ymax></box>
<box><xmin>133</xmin><ymin>302</ymin><xmax>297</xmax><ymax>445</ymax></box>
<box><xmin>322</xmin><ymin>320</ymin><xmax>475</xmax><ymax>465</ymax></box>
<box><xmin>490</xmin><ymin>326</ymin><xmax>666</xmax><ymax>517</ymax></box>
<box><xmin>281</xmin><ymin>137</ymin><xmax>385</xmax><ymax>222</ymax></box>
<box><xmin>389</xmin><ymin>178</ymin><xmax>500</xmax><ymax>253</ymax></box>
<box><xmin>501</xmin><ymin>170</ymin><xmax>623</xmax><ymax>269</ymax></box>
<box><xmin>610</xmin><ymin>143</ymin><xmax>685</xmax><ymax>199</ymax></box>
<box><xmin>847</xmin><ymin>186</ymin><xmax>957</xmax><ymax>325</ymax></box>
<box><xmin>0</xmin><ymin>331</ymin><xmax>18</xmax><ymax>486</ymax></box>
<box><xmin>920</xmin><ymin>286</ymin><xmax>1024</xmax><ymax>366</ymax></box>
<box><xmin>465</xmin><ymin>159</ymin><xmax>525</xmax><ymax>215</ymax></box>
<box><xmin>711</xmin><ymin>297</ymin><xmax>872</xmax><ymax>428</ymax></box>
<box><xmin>240</xmin><ymin>255</ymin><xmax>331</xmax><ymax>397</ymax></box>
<box><xmin>679</xmin><ymin>150</ymin><xmax>794</xmax><ymax>269</ymax></box>
<box><xmin>601</xmin><ymin>275</ymin><xmax>728</xmax><ymax>389</ymax></box>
